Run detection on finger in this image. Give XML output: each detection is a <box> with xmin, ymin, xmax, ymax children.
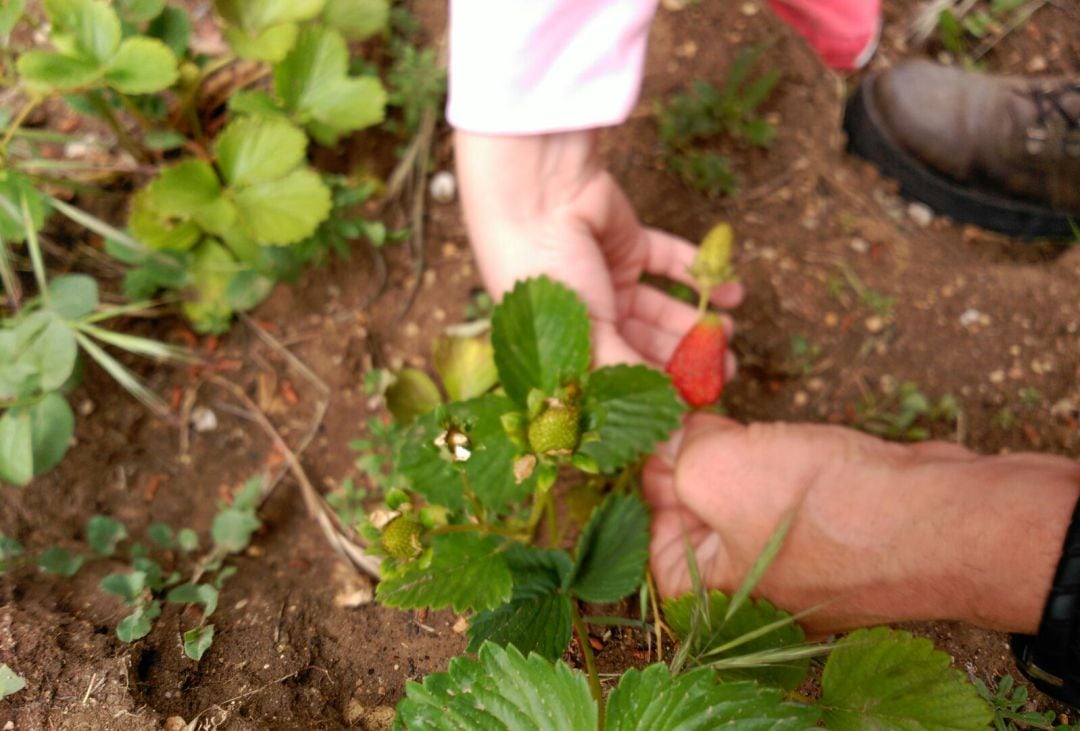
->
<box><xmin>591</xmin><ymin>321</ymin><xmax>648</xmax><ymax>368</ymax></box>
<box><xmin>620</xmin><ymin>314</ymin><xmax>737</xmax><ymax>369</ymax></box>
<box><xmin>630</xmin><ymin>286</ymin><xmax>737</xmax><ymax>338</ymax></box>
<box><xmin>643</xmin><ymin>228</ymin><xmax>746</xmax><ymax>308</ymax></box>
<box><xmin>641</xmin><ymin>454</ymin><xmax>679</xmax><ymax>507</ymax></box>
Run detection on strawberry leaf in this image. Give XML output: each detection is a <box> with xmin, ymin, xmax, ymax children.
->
<box><xmin>215</xmin><ymin>0</ymin><xmax>324</xmax><ymax>60</ymax></box>
<box><xmin>664</xmin><ymin>590</ymin><xmax>809</xmax><ymax>689</ymax></box>
<box><xmin>578</xmin><ymin>365</ymin><xmax>684</xmax><ymax>473</ymax></box>
<box><xmin>103</xmin><ymin>37</ymin><xmax>178</xmax><ymax>94</ymax></box>
<box><xmin>0</xmin><ymin>664</ymin><xmax>25</xmax><ymax>700</ymax></box>
<box><xmin>232</xmin><ymin>168</ymin><xmax>331</xmax><ymax>245</ymax></box>
<box><xmin>377</xmin><ymin>533</ymin><xmax>512</xmax><ymax>613</ymax></box>
<box><xmin>323</xmin><ymin>0</ymin><xmax>388</xmax><ymax>40</ymax></box>
<box><xmin>605</xmin><ymin>665</ymin><xmax>821</xmax><ymax>730</ymax></box>
<box><xmin>395</xmin><ymin>643</ymin><xmax>597</xmax><ymax>730</ymax></box>
<box><xmin>569</xmin><ymin>493</ymin><xmax>650</xmax><ymax>603</ymax></box>
<box><xmin>467</xmin><ymin>545</ymin><xmax>574</xmax><ymax>661</ymax></box>
<box><xmin>491</xmin><ymin>276</ymin><xmax>590</xmax><ymax>406</ymax></box>
<box><xmin>273</xmin><ymin>25</ymin><xmax>386</xmax><ymax>145</ymax></box>
<box><xmin>395</xmin><ymin>395</ymin><xmax>534</xmax><ymax>514</ymax></box>
<box><xmin>215</xmin><ymin>116</ymin><xmax>307</xmax><ymax>188</ymax></box>
<box><xmin>821</xmin><ymin>627</ymin><xmax>994</xmax><ymax>729</ymax></box>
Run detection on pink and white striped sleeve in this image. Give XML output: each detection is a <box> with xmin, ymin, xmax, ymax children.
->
<box><xmin>447</xmin><ymin>1</ymin><xmax>659</xmax><ymax>135</ymax></box>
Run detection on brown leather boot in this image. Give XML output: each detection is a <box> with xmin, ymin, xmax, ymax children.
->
<box><xmin>844</xmin><ymin>60</ymin><xmax>1080</xmax><ymax>239</ymax></box>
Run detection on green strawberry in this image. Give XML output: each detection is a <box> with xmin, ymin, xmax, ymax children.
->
<box><xmin>527</xmin><ymin>403</ymin><xmax>581</xmax><ymax>455</ymax></box>
<box><xmin>380</xmin><ymin>514</ymin><xmax>423</xmax><ymax>560</ymax></box>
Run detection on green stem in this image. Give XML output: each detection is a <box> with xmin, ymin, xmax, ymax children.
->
<box><xmin>0</xmin><ymin>95</ymin><xmax>41</xmax><ymax>158</ymax></box>
<box><xmin>87</xmin><ymin>91</ymin><xmax>150</xmax><ymax>163</ymax></box>
<box><xmin>571</xmin><ymin>601</ymin><xmax>605</xmax><ymax>728</ymax></box>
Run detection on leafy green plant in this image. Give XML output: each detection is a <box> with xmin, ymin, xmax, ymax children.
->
<box><xmin>0</xmin><ymin>200</ymin><xmax>193</xmax><ymax>486</ymax></box>
<box><xmin>936</xmin><ymin>0</ymin><xmax>1032</xmax><ymax>65</ymax></box>
<box><xmin>657</xmin><ymin>45</ymin><xmax>780</xmax><ymax>197</ymax></box>
<box><xmin>974</xmin><ymin>673</ymin><xmax>1079</xmax><ymax>730</ymax></box>
<box><xmin>7</xmin><ymin>476</ymin><xmax>262</xmax><ymax>659</ymax></box>
<box><xmin>855</xmin><ymin>378</ymin><xmax>960</xmax><ymax>441</ymax></box>
<box><xmin>354</xmin><ymin>274</ymin><xmax>996</xmax><ymax>727</ymax></box>
<box><xmin>1</xmin><ymin>0</ymin><xmax>393</xmax><ymax>334</ymax></box>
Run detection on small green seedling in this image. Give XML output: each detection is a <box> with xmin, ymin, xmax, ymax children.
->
<box><xmin>974</xmin><ymin>673</ymin><xmax>1079</xmax><ymax>730</ymax></box>
<box><xmin>856</xmin><ymin>378</ymin><xmax>960</xmax><ymax>441</ymax></box>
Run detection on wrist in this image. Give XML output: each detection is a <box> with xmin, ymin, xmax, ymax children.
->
<box><xmin>936</xmin><ymin>451</ymin><xmax>1080</xmax><ymax>632</ymax></box>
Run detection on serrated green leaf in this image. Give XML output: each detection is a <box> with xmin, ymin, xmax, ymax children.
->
<box><xmin>16</xmin><ymin>50</ymin><xmax>101</xmax><ymax>92</ymax></box>
<box><xmin>182</xmin><ymin>240</ymin><xmax>236</xmax><ymax>334</ymax></box>
<box><xmin>663</xmin><ymin>590</ymin><xmax>809</xmax><ymax>689</ymax></box>
<box><xmin>129</xmin><ymin>187</ymin><xmax>204</xmax><ymax>252</ymax></box>
<box><xmin>45</xmin><ymin>0</ymin><xmax>121</xmax><ymax>63</ymax></box>
<box><xmin>0</xmin><ymin>663</ymin><xmax>25</xmax><ymax>700</ymax></box>
<box><xmin>221</xmin><ymin>22</ymin><xmax>297</xmax><ymax>62</ymax></box>
<box><xmin>821</xmin><ymin>627</ymin><xmax>994</xmax><ymax>730</ymax></box>
<box><xmin>86</xmin><ymin>514</ymin><xmax>128</xmax><ymax>555</ymax></box>
<box><xmin>104</xmin><ymin>36</ymin><xmax>177</xmax><ymax>93</ymax></box>
<box><xmin>28</xmin><ymin>391</ymin><xmax>75</xmax><ymax>475</ymax></box>
<box><xmin>395</xmin><ymin>642</ymin><xmax>596</xmax><ymax>730</ymax></box>
<box><xmin>144</xmin><ymin>159</ymin><xmax>224</xmax><ymax>217</ymax></box>
<box><xmin>146</xmin><ymin>6</ymin><xmax>191</xmax><ymax>57</ymax></box>
<box><xmin>183</xmin><ymin>624</ymin><xmax>215</xmax><ymax>660</ymax></box>
<box><xmin>397</xmin><ymin>395</ymin><xmax>534</xmax><ymax>513</ymax></box>
<box><xmin>491</xmin><ymin>276</ymin><xmax>591</xmax><ymax>406</ymax></box>
<box><xmin>578</xmin><ymin>365</ymin><xmax>684</xmax><ymax>473</ymax></box>
<box><xmin>116</xmin><ymin>601</ymin><xmax>160</xmax><ymax>642</ymax></box>
<box><xmin>323</xmin><ymin>0</ymin><xmax>387</xmax><ymax>40</ymax></box>
<box><xmin>211</xmin><ymin>507</ymin><xmax>260</xmax><ymax>553</ymax></box>
<box><xmin>114</xmin><ymin>0</ymin><xmax>164</xmax><ymax>22</ymax></box>
<box><xmin>233</xmin><ymin>168</ymin><xmax>331</xmax><ymax>245</ymax></box>
<box><xmin>0</xmin><ymin>408</ymin><xmax>33</xmax><ymax>485</ymax></box>
<box><xmin>215</xmin><ymin>0</ymin><xmax>324</xmax><ymax>33</ymax></box>
<box><xmin>606</xmin><ymin>664</ymin><xmax>820</xmax><ymax>730</ymax></box>
<box><xmin>377</xmin><ymin>533</ymin><xmax>511</xmax><ymax>613</ymax></box>
<box><xmin>216</xmin><ymin>116</ymin><xmax>308</xmax><ymax>187</ymax></box>
<box><xmin>47</xmin><ymin>274</ymin><xmax>99</xmax><ymax>318</ymax></box>
<box><xmin>467</xmin><ymin>545</ymin><xmax>574</xmax><ymax>660</ymax></box>
<box><xmin>228</xmin><ymin>89</ymin><xmax>286</xmax><ymax>118</ymax></box>
<box><xmin>100</xmin><ymin>570</ymin><xmax>147</xmax><ymax>603</ymax></box>
<box><xmin>37</xmin><ymin>546</ymin><xmax>84</xmax><ymax>576</ymax></box>
<box><xmin>569</xmin><ymin>493</ymin><xmax>650</xmax><ymax>603</ymax></box>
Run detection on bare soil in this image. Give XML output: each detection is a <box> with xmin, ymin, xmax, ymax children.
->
<box><xmin>3</xmin><ymin>0</ymin><xmax>1079</xmax><ymax>728</ymax></box>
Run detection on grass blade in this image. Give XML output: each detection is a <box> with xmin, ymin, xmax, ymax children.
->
<box><xmin>19</xmin><ymin>193</ymin><xmax>49</xmax><ymax>306</ymax></box>
<box><xmin>670</xmin><ymin>528</ymin><xmax>713</xmax><ymax>674</ymax></box>
<box><xmin>0</xmin><ymin>230</ymin><xmax>20</xmax><ymax>309</ymax></box>
<box><xmin>699</xmin><ymin>602</ymin><xmax>830</xmax><ymax>660</ymax></box>
<box><xmin>704</xmin><ymin>642</ymin><xmax>835</xmax><ymax>672</ymax></box>
<box><xmin>73</xmin><ymin>331</ymin><xmax>168</xmax><ymax>415</ymax></box>
<box><xmin>75</xmin><ymin>323</ymin><xmax>199</xmax><ymax>363</ymax></box>
<box><xmin>725</xmin><ymin>511</ymin><xmax>793</xmax><ymax>622</ymax></box>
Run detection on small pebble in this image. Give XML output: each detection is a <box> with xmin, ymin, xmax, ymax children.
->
<box><xmin>428</xmin><ymin>171</ymin><xmax>456</xmax><ymax>203</ymax></box>
<box><xmin>989</xmin><ymin>370</ymin><xmax>1006</xmax><ymax>384</ymax></box>
<box><xmin>907</xmin><ymin>202</ymin><xmax>934</xmax><ymax>228</ymax></box>
<box><xmin>190</xmin><ymin>406</ymin><xmax>218</xmax><ymax>433</ymax></box>
<box><xmin>793</xmin><ymin>391</ymin><xmax>809</xmax><ymax>407</ymax></box>
<box><xmin>959</xmin><ymin>308</ymin><xmax>981</xmax><ymax>327</ymax></box>
<box><xmin>849</xmin><ymin>237</ymin><xmax>870</xmax><ymax>254</ymax></box>
<box><xmin>865</xmin><ymin>315</ymin><xmax>885</xmax><ymax>333</ymax></box>
<box><xmin>164</xmin><ymin>717</ymin><xmax>187</xmax><ymax>731</ymax></box>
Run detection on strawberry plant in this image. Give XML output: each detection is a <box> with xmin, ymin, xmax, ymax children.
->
<box><xmin>1</xmin><ymin>0</ymin><xmax>393</xmax><ymax>334</ymax></box>
<box><xmin>356</xmin><ymin>260</ymin><xmax>994</xmax><ymax>726</ymax></box>
<box><xmin>657</xmin><ymin>45</ymin><xmax>780</xmax><ymax>197</ymax></box>
<box><xmin>1</xmin><ymin>476</ymin><xmax>263</xmax><ymax>660</ymax></box>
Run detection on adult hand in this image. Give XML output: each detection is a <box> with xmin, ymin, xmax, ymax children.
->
<box><xmin>455</xmin><ymin>129</ymin><xmax>742</xmax><ymax>369</ymax></box>
<box><xmin>643</xmin><ymin>414</ymin><xmax>1080</xmax><ymax>636</ymax></box>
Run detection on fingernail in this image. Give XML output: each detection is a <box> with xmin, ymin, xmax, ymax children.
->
<box><xmin>657</xmin><ymin>428</ymin><xmax>684</xmax><ymax>467</ymax></box>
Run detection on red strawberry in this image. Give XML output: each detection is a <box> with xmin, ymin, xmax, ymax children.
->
<box><xmin>665</xmin><ymin>314</ymin><xmax>727</xmax><ymax>407</ymax></box>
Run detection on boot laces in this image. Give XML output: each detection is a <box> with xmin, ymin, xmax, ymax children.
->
<box><xmin>1015</xmin><ymin>81</ymin><xmax>1080</xmax><ymax>157</ymax></box>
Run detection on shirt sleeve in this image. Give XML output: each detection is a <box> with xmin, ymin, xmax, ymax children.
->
<box><xmin>447</xmin><ymin>0</ymin><xmax>659</xmax><ymax>135</ymax></box>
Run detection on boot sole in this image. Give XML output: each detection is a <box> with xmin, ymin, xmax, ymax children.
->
<box><xmin>843</xmin><ymin>71</ymin><xmax>1079</xmax><ymax>240</ymax></box>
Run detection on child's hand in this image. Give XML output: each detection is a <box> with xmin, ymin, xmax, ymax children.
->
<box><xmin>455</xmin><ymin>129</ymin><xmax>741</xmax><ymax>369</ymax></box>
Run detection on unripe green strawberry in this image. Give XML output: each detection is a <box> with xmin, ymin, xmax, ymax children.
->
<box><xmin>666</xmin><ymin>314</ymin><xmax>727</xmax><ymax>407</ymax></box>
<box><xmin>527</xmin><ymin>404</ymin><xmax>581</xmax><ymax>455</ymax></box>
<box><xmin>380</xmin><ymin>515</ymin><xmax>423</xmax><ymax>560</ymax></box>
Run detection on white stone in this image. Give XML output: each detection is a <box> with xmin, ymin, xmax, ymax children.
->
<box><xmin>429</xmin><ymin>171</ymin><xmax>457</xmax><ymax>203</ymax></box>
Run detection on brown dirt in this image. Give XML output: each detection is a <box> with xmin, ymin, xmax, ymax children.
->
<box><xmin>3</xmin><ymin>0</ymin><xmax>1079</xmax><ymax>728</ymax></box>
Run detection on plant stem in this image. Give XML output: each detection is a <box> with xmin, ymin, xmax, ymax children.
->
<box><xmin>87</xmin><ymin>91</ymin><xmax>151</xmax><ymax>163</ymax></box>
<box><xmin>0</xmin><ymin>96</ymin><xmax>41</xmax><ymax>157</ymax></box>
<box><xmin>570</xmin><ymin>601</ymin><xmax>605</xmax><ymax>728</ymax></box>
